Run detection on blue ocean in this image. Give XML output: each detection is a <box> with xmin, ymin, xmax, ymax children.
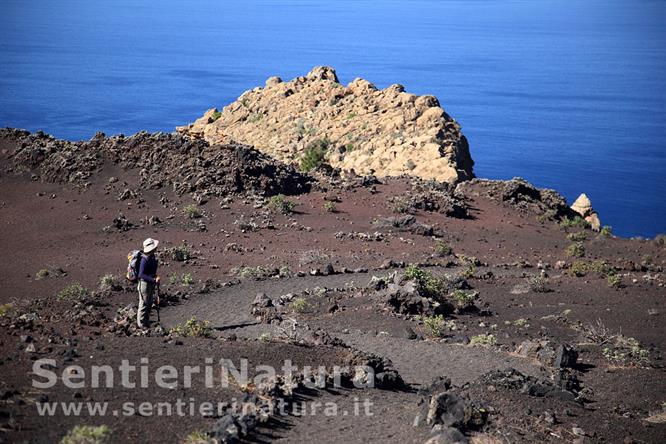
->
<box><xmin>1</xmin><ymin>0</ymin><xmax>665</xmax><ymax>237</ymax></box>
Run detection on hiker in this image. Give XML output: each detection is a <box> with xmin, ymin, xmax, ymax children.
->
<box><xmin>137</xmin><ymin>237</ymin><xmax>160</xmax><ymax>328</ymax></box>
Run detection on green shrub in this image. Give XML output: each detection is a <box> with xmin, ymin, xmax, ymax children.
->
<box><xmin>99</xmin><ymin>274</ymin><xmax>119</xmax><ymax>292</ymax></box>
<box><xmin>299</xmin><ymin>139</ymin><xmax>330</xmax><ymax>172</ymax></box>
<box><xmin>267</xmin><ymin>194</ymin><xmax>296</xmax><ymax>215</ymax></box>
<box><xmin>232</xmin><ymin>266</ymin><xmax>269</xmax><ymax>280</ymax></box>
<box><xmin>590</xmin><ymin>260</ymin><xmax>614</xmax><ymax>276</ymax></box>
<box><xmin>169</xmin><ymin>273</ymin><xmax>179</xmax><ymax>285</ymax></box>
<box><xmin>559</xmin><ymin>216</ymin><xmax>590</xmax><ymax>229</ymax></box>
<box><xmin>182</xmin><ymin>431</ymin><xmax>213</xmax><ymax>444</ymax></box>
<box><xmin>565</xmin><ymin>242</ymin><xmax>585</xmax><ymax>258</ymax></box>
<box><xmin>404</xmin><ymin>265</ymin><xmax>446</xmax><ymax>299</ymax></box>
<box><xmin>168</xmin><ymin>242</ymin><xmax>192</xmax><ymax>262</ymax></box>
<box><xmin>567</xmin><ymin>232</ymin><xmax>587</xmax><ymax>242</ymax></box>
<box><xmin>259</xmin><ymin>333</ymin><xmax>271</xmax><ymax>342</ymax></box>
<box><xmin>607</xmin><ymin>274</ymin><xmax>623</xmax><ymax>289</ymax></box>
<box><xmin>391</xmin><ymin>198</ymin><xmax>410</xmax><ymax>214</ymax></box>
<box><xmin>513</xmin><ymin>318</ymin><xmax>528</xmax><ymax>327</ymax></box>
<box><xmin>57</xmin><ymin>283</ymin><xmax>90</xmax><ymax>301</ymax></box>
<box><xmin>434</xmin><ymin>240</ymin><xmax>452</xmax><ymax>257</ymax></box>
<box><xmin>641</xmin><ymin>254</ymin><xmax>653</xmax><ymax>267</ymax></box>
<box><xmin>600</xmin><ymin>225</ymin><xmax>612</xmax><ymax>237</ymax></box>
<box><xmin>170</xmin><ymin>316</ymin><xmax>212</xmax><ymax>338</ymax></box>
<box><xmin>181</xmin><ymin>273</ymin><xmax>194</xmax><ymax>286</ymax></box>
<box><xmin>292</xmin><ymin>297</ymin><xmax>309</xmax><ymax>313</ymax></box>
<box><xmin>323</xmin><ymin>201</ymin><xmax>337</xmax><ymax>213</ymax></box>
<box><xmin>470</xmin><ymin>334</ymin><xmax>497</xmax><ymax>347</ymax></box>
<box><xmin>36</xmin><ymin>268</ymin><xmax>50</xmax><ymax>280</ymax></box>
<box><xmin>602</xmin><ymin>336</ymin><xmax>650</xmax><ymax>367</ymax></box>
<box><xmin>450</xmin><ymin>289</ymin><xmax>476</xmax><ymax>310</ymax></box>
<box><xmin>0</xmin><ymin>303</ymin><xmax>14</xmax><ymax>317</ymax></box>
<box><xmin>423</xmin><ymin>315</ymin><xmax>453</xmax><ymax>338</ymax></box>
<box><xmin>183</xmin><ymin>204</ymin><xmax>201</xmax><ymax>219</ymax></box>
<box><xmin>210</xmin><ymin>110</ymin><xmax>222</xmax><ymax>122</ymax></box>
<box><xmin>61</xmin><ymin>425</ymin><xmax>111</xmax><ymax>444</ymax></box>
<box><xmin>569</xmin><ymin>261</ymin><xmax>589</xmax><ymax>277</ymax></box>
<box><xmin>528</xmin><ymin>275</ymin><xmax>550</xmax><ymax>292</ymax></box>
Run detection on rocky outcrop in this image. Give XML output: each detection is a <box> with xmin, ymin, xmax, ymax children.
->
<box><xmin>177</xmin><ymin>66</ymin><xmax>474</xmax><ymax>184</ymax></box>
<box><xmin>1</xmin><ymin>128</ymin><xmax>311</xmax><ymax>198</ymax></box>
<box><xmin>571</xmin><ymin>193</ymin><xmax>601</xmax><ymax>231</ymax></box>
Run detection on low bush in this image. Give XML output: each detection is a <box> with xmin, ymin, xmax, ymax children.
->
<box><xmin>259</xmin><ymin>333</ymin><xmax>271</xmax><ymax>342</ymax></box>
<box><xmin>434</xmin><ymin>240</ymin><xmax>452</xmax><ymax>257</ymax></box>
<box><xmin>567</xmin><ymin>231</ymin><xmax>587</xmax><ymax>242</ymax></box>
<box><xmin>299</xmin><ymin>139</ymin><xmax>330</xmax><ymax>172</ymax></box>
<box><xmin>0</xmin><ymin>303</ymin><xmax>14</xmax><ymax>317</ymax></box>
<box><xmin>404</xmin><ymin>265</ymin><xmax>446</xmax><ymax>299</ymax></box>
<box><xmin>57</xmin><ymin>283</ymin><xmax>90</xmax><ymax>302</ymax></box>
<box><xmin>528</xmin><ymin>275</ymin><xmax>551</xmax><ymax>293</ymax></box>
<box><xmin>607</xmin><ymin>274</ymin><xmax>623</xmax><ymax>289</ymax></box>
<box><xmin>600</xmin><ymin>225</ymin><xmax>613</xmax><ymax>237</ymax></box>
<box><xmin>559</xmin><ymin>216</ymin><xmax>590</xmax><ymax>229</ymax></box>
<box><xmin>36</xmin><ymin>268</ymin><xmax>50</xmax><ymax>280</ymax></box>
<box><xmin>565</xmin><ymin>242</ymin><xmax>585</xmax><ymax>258</ymax></box>
<box><xmin>323</xmin><ymin>201</ymin><xmax>337</xmax><ymax>213</ymax></box>
<box><xmin>423</xmin><ymin>315</ymin><xmax>454</xmax><ymax>338</ymax></box>
<box><xmin>168</xmin><ymin>242</ymin><xmax>192</xmax><ymax>262</ymax></box>
<box><xmin>569</xmin><ymin>260</ymin><xmax>589</xmax><ymax>277</ymax></box>
<box><xmin>470</xmin><ymin>334</ymin><xmax>497</xmax><ymax>347</ymax></box>
<box><xmin>292</xmin><ymin>297</ymin><xmax>309</xmax><ymax>313</ymax></box>
<box><xmin>170</xmin><ymin>316</ymin><xmax>212</xmax><ymax>338</ymax></box>
<box><xmin>61</xmin><ymin>424</ymin><xmax>111</xmax><ymax>444</ymax></box>
<box><xmin>99</xmin><ymin>274</ymin><xmax>120</xmax><ymax>292</ymax></box>
<box><xmin>450</xmin><ymin>289</ymin><xmax>476</xmax><ymax>311</ymax></box>
<box><xmin>267</xmin><ymin>194</ymin><xmax>296</xmax><ymax>215</ymax></box>
<box><xmin>182</xmin><ymin>204</ymin><xmax>201</xmax><ymax>219</ymax></box>
<box><xmin>602</xmin><ymin>335</ymin><xmax>650</xmax><ymax>367</ymax></box>
<box><xmin>181</xmin><ymin>273</ymin><xmax>194</xmax><ymax>286</ymax></box>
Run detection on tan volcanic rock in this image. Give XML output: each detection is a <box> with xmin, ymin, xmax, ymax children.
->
<box><xmin>177</xmin><ymin>66</ymin><xmax>474</xmax><ymax>183</ymax></box>
<box><xmin>571</xmin><ymin>193</ymin><xmax>601</xmax><ymax>231</ymax></box>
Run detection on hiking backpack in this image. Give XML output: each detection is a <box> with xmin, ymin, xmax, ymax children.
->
<box><xmin>126</xmin><ymin>250</ymin><xmax>143</xmax><ymax>282</ymax></box>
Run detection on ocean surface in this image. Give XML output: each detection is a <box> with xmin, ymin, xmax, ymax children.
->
<box><xmin>1</xmin><ymin>0</ymin><xmax>665</xmax><ymax>237</ymax></box>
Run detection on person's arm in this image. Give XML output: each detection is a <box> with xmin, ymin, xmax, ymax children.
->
<box><xmin>138</xmin><ymin>256</ymin><xmax>156</xmax><ymax>283</ymax></box>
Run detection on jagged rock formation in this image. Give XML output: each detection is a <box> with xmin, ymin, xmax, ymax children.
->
<box><xmin>1</xmin><ymin>128</ymin><xmax>310</xmax><ymax>197</ymax></box>
<box><xmin>571</xmin><ymin>193</ymin><xmax>601</xmax><ymax>231</ymax></box>
<box><xmin>177</xmin><ymin>66</ymin><xmax>474</xmax><ymax>183</ymax></box>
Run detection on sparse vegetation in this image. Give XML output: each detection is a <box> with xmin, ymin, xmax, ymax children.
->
<box><xmin>566</xmin><ymin>242</ymin><xmax>585</xmax><ymax>258</ymax></box>
<box><xmin>537</xmin><ymin>209</ymin><xmax>558</xmax><ymax>223</ymax></box>
<box><xmin>344</xmin><ymin>143</ymin><xmax>354</xmax><ymax>152</ymax></box>
<box><xmin>513</xmin><ymin>318</ymin><xmax>528</xmax><ymax>327</ymax></box>
<box><xmin>267</xmin><ymin>194</ymin><xmax>296</xmax><ymax>215</ymax></box>
<box><xmin>607</xmin><ymin>273</ymin><xmax>623</xmax><ymax>289</ymax></box>
<box><xmin>391</xmin><ymin>197</ymin><xmax>410</xmax><ymax>214</ymax></box>
<box><xmin>600</xmin><ymin>225</ymin><xmax>612</xmax><ymax>237</ymax></box>
<box><xmin>232</xmin><ymin>266</ymin><xmax>269</xmax><ymax>280</ymax></box>
<box><xmin>0</xmin><ymin>303</ymin><xmax>14</xmax><ymax>317</ymax></box>
<box><xmin>292</xmin><ymin>297</ymin><xmax>309</xmax><ymax>313</ymax></box>
<box><xmin>470</xmin><ymin>334</ymin><xmax>497</xmax><ymax>347</ymax></box>
<box><xmin>590</xmin><ymin>259</ymin><xmax>614</xmax><ymax>276</ymax></box>
<box><xmin>434</xmin><ymin>240</ymin><xmax>452</xmax><ymax>257</ymax></box>
<box><xmin>99</xmin><ymin>274</ymin><xmax>120</xmax><ymax>292</ymax></box>
<box><xmin>169</xmin><ymin>273</ymin><xmax>179</xmax><ymax>285</ymax></box>
<box><xmin>528</xmin><ymin>275</ymin><xmax>550</xmax><ymax>293</ymax></box>
<box><xmin>170</xmin><ymin>316</ymin><xmax>212</xmax><ymax>338</ymax></box>
<box><xmin>259</xmin><ymin>333</ymin><xmax>271</xmax><ymax>342</ymax></box>
<box><xmin>36</xmin><ymin>268</ymin><xmax>50</xmax><ymax>280</ymax></box>
<box><xmin>168</xmin><ymin>242</ymin><xmax>192</xmax><ymax>262</ymax></box>
<box><xmin>569</xmin><ymin>260</ymin><xmax>589</xmax><ymax>277</ymax></box>
<box><xmin>560</xmin><ymin>216</ymin><xmax>590</xmax><ymax>229</ymax></box>
<box><xmin>567</xmin><ymin>231</ymin><xmax>588</xmax><ymax>242</ymax></box>
<box><xmin>57</xmin><ymin>283</ymin><xmax>90</xmax><ymax>302</ymax></box>
<box><xmin>602</xmin><ymin>335</ymin><xmax>650</xmax><ymax>367</ymax></box>
<box><xmin>581</xmin><ymin>319</ymin><xmax>616</xmax><ymax>345</ymax></box>
<box><xmin>183</xmin><ymin>204</ymin><xmax>201</xmax><ymax>219</ymax></box>
<box><xmin>450</xmin><ymin>289</ymin><xmax>476</xmax><ymax>311</ymax></box>
<box><xmin>182</xmin><ymin>430</ymin><xmax>213</xmax><ymax>444</ymax></box>
<box><xmin>404</xmin><ymin>265</ymin><xmax>446</xmax><ymax>299</ymax></box>
<box><xmin>299</xmin><ymin>138</ymin><xmax>330</xmax><ymax>172</ymax></box>
<box><xmin>423</xmin><ymin>315</ymin><xmax>455</xmax><ymax>338</ymax></box>
<box><xmin>61</xmin><ymin>424</ymin><xmax>111</xmax><ymax>444</ymax></box>
<box><xmin>323</xmin><ymin>201</ymin><xmax>337</xmax><ymax>213</ymax></box>
<box><xmin>181</xmin><ymin>273</ymin><xmax>194</xmax><ymax>286</ymax></box>
<box><xmin>641</xmin><ymin>254</ymin><xmax>653</xmax><ymax>267</ymax></box>
<box><xmin>210</xmin><ymin>110</ymin><xmax>222</xmax><ymax>121</ymax></box>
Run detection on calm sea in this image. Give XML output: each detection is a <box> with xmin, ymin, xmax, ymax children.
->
<box><xmin>2</xmin><ymin>0</ymin><xmax>665</xmax><ymax>237</ymax></box>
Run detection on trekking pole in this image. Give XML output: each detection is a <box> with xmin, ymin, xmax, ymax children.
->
<box><xmin>156</xmin><ymin>281</ymin><xmax>161</xmax><ymax>324</ymax></box>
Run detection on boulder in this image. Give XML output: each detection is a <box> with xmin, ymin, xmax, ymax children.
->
<box><xmin>571</xmin><ymin>193</ymin><xmax>601</xmax><ymax>231</ymax></box>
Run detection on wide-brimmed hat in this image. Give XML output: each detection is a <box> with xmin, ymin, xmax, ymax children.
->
<box><xmin>143</xmin><ymin>238</ymin><xmax>159</xmax><ymax>253</ymax></box>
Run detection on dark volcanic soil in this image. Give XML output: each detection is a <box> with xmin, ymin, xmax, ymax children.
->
<box><xmin>0</xmin><ymin>129</ymin><xmax>665</xmax><ymax>444</ymax></box>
